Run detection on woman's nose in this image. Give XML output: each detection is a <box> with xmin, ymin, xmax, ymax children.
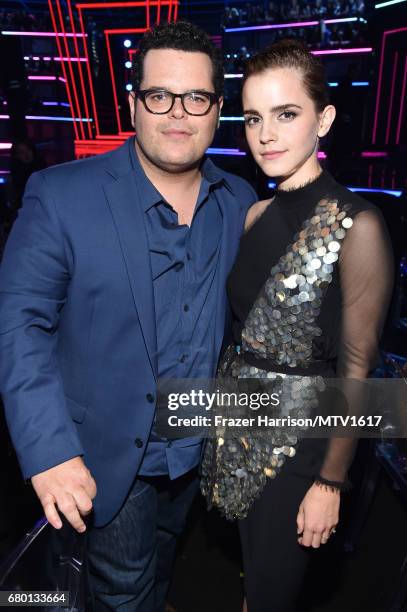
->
<box><xmin>259</xmin><ymin>120</ymin><xmax>278</xmax><ymax>144</ymax></box>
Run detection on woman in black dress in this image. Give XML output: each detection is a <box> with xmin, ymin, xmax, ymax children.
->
<box><xmin>202</xmin><ymin>40</ymin><xmax>394</xmax><ymax>611</ymax></box>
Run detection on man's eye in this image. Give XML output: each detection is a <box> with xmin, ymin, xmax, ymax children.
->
<box><xmin>150</xmin><ymin>92</ymin><xmax>169</xmax><ymax>101</ymax></box>
<box><xmin>279</xmin><ymin>111</ymin><xmax>297</xmax><ymax>121</ymax></box>
<box><xmin>186</xmin><ymin>93</ymin><xmax>208</xmax><ymax>104</ymax></box>
<box><xmin>244</xmin><ymin>116</ymin><xmax>261</xmax><ymax>126</ymax></box>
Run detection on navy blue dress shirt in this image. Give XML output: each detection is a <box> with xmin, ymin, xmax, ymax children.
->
<box><xmin>129</xmin><ymin>140</ymin><xmax>226</xmax><ymax>479</ymax></box>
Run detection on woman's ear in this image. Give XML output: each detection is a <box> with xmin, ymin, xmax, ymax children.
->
<box><xmin>318</xmin><ymin>105</ymin><xmax>336</xmax><ymax>138</ymax></box>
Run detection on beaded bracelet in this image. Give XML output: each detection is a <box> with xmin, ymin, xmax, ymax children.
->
<box><xmin>313</xmin><ymin>475</ymin><xmax>353</xmax><ymax>493</ymax></box>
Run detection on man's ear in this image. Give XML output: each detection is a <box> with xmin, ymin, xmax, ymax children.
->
<box><xmin>128</xmin><ymin>92</ymin><xmax>136</xmax><ymax>128</ymax></box>
<box><xmin>217</xmin><ymin>96</ymin><xmax>224</xmax><ymax>129</ymax></box>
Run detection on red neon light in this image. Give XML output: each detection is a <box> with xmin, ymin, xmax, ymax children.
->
<box><xmin>105</xmin><ymin>32</ymin><xmax>122</xmax><ymax>133</ymax></box>
<box><xmin>67</xmin><ymin>0</ymin><xmax>92</xmax><ymax>138</ymax></box>
<box><xmin>55</xmin><ymin>0</ymin><xmax>85</xmax><ymax>139</ymax></box>
<box><xmin>76</xmin><ymin>2</ymin><xmax>178</xmax><ymax>8</ymax></box>
<box><xmin>48</xmin><ymin>0</ymin><xmax>79</xmax><ymax>139</ymax></box>
<box><xmin>104</xmin><ymin>28</ymin><xmax>146</xmax><ymax>34</ymax></box>
<box><xmin>385</xmin><ymin>51</ymin><xmax>398</xmax><ymax>145</ymax></box>
<box><xmin>396</xmin><ymin>56</ymin><xmax>407</xmax><ymax>144</ymax></box>
<box><xmin>146</xmin><ymin>0</ymin><xmax>150</xmax><ymax>29</ymax></box>
<box><xmin>372</xmin><ymin>26</ymin><xmax>407</xmax><ymax>144</ymax></box>
<box><xmin>77</xmin><ymin>7</ymin><xmax>100</xmax><ymax>135</ymax></box>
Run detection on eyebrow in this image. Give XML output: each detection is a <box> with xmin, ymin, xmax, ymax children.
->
<box><xmin>243</xmin><ymin>103</ymin><xmax>302</xmax><ymax>115</ymax></box>
<box><xmin>146</xmin><ymin>86</ymin><xmax>215</xmax><ymax>93</ymax></box>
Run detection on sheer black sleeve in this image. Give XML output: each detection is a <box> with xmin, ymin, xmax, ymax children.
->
<box><xmin>317</xmin><ymin>208</ymin><xmax>394</xmax><ymax>484</ymax></box>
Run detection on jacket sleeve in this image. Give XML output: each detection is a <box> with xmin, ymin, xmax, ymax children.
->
<box><xmin>0</xmin><ymin>171</ymin><xmax>84</xmax><ymax>479</ymax></box>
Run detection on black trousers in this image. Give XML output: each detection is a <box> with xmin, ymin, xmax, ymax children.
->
<box><xmin>239</xmin><ymin>470</ymin><xmax>314</xmax><ymax>612</ymax></box>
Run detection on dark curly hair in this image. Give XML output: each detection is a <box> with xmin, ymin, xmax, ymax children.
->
<box><xmin>243</xmin><ymin>39</ymin><xmax>330</xmax><ymax>113</ymax></box>
<box><xmin>132</xmin><ymin>21</ymin><xmax>224</xmax><ymax>97</ymax></box>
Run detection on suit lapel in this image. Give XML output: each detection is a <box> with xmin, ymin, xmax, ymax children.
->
<box><xmin>103</xmin><ymin>170</ymin><xmax>158</xmax><ymax>380</ymax></box>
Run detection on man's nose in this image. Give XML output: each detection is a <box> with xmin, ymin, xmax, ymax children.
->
<box><xmin>169</xmin><ymin>96</ymin><xmax>187</xmax><ymax>119</ymax></box>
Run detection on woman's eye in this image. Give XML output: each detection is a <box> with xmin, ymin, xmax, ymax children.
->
<box><xmin>279</xmin><ymin>111</ymin><xmax>297</xmax><ymax>121</ymax></box>
<box><xmin>244</xmin><ymin>116</ymin><xmax>261</xmax><ymax>126</ymax></box>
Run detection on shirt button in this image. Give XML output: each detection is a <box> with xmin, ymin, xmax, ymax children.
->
<box><xmin>183</xmin><ymin>304</ymin><xmax>189</xmax><ymax>312</ymax></box>
<box><xmin>180</xmin><ymin>354</ymin><xmax>187</xmax><ymax>363</ymax></box>
<box><xmin>187</xmin><ymin>253</ymin><xmax>192</xmax><ymax>261</ymax></box>
<box><xmin>146</xmin><ymin>393</ymin><xmax>154</xmax><ymax>403</ymax></box>
<box><xmin>134</xmin><ymin>438</ymin><xmax>144</xmax><ymax>448</ymax></box>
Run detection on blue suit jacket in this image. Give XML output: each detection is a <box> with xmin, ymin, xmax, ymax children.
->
<box><xmin>0</xmin><ymin>138</ymin><xmax>257</xmax><ymax>526</ymax></box>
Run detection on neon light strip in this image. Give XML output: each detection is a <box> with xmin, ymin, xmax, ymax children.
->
<box><xmin>26</xmin><ymin>115</ymin><xmax>92</xmax><ymax>121</ymax></box>
<box><xmin>24</xmin><ymin>55</ymin><xmax>87</xmax><ymax>61</ymax></box>
<box><xmin>225</xmin><ymin>21</ymin><xmax>318</xmax><ymax>32</ymax></box>
<box><xmin>224</xmin><ymin>76</ymin><xmax>370</xmax><ymax>85</ymax></box>
<box><xmin>0</xmin><ymin>114</ymin><xmax>92</xmax><ymax>121</ymax></box>
<box><xmin>55</xmin><ymin>0</ymin><xmax>86</xmax><ymax>139</ymax></box>
<box><xmin>0</xmin><ymin>143</ymin><xmax>12</xmax><ymax>149</ymax></box>
<box><xmin>396</xmin><ymin>56</ymin><xmax>407</xmax><ymax>144</ymax></box>
<box><xmin>53</xmin><ymin>57</ymin><xmax>87</xmax><ymax>61</ymax></box>
<box><xmin>0</xmin><ymin>30</ymin><xmax>86</xmax><ymax>37</ymax></box>
<box><xmin>28</xmin><ymin>76</ymin><xmax>57</xmax><ymax>81</ymax></box>
<box><xmin>77</xmin><ymin>6</ymin><xmax>100</xmax><ymax>135</ymax></box>
<box><xmin>386</xmin><ymin>52</ymin><xmax>399</xmax><ymax>144</ymax></box>
<box><xmin>361</xmin><ymin>151</ymin><xmax>387</xmax><ymax>157</ymax></box>
<box><xmin>348</xmin><ymin>187</ymin><xmax>402</xmax><ymax>197</ymax></box>
<box><xmin>225</xmin><ymin>17</ymin><xmax>358</xmax><ymax>32</ymax></box>
<box><xmin>268</xmin><ymin>183</ymin><xmax>403</xmax><ymax>197</ymax></box>
<box><xmin>77</xmin><ymin>1</ymin><xmax>178</xmax><ymax>8</ymax></box>
<box><xmin>373</xmin><ymin>27</ymin><xmax>407</xmax><ymax>143</ymax></box>
<box><xmin>324</xmin><ymin>17</ymin><xmax>358</xmax><ymax>23</ymax></box>
<box><xmin>67</xmin><ymin>0</ymin><xmax>92</xmax><ymax>138</ymax></box>
<box><xmin>104</xmin><ymin>28</ymin><xmax>146</xmax><ymax>34</ymax></box>
<box><xmin>375</xmin><ymin>0</ymin><xmax>407</xmax><ymax>7</ymax></box>
<box><xmin>42</xmin><ymin>101</ymin><xmax>70</xmax><ymax>106</ymax></box>
<box><xmin>105</xmin><ymin>32</ymin><xmax>122</xmax><ymax>134</ymax></box>
<box><xmin>312</xmin><ymin>48</ymin><xmax>372</xmax><ymax>55</ymax></box>
<box><xmin>48</xmin><ymin>0</ymin><xmax>79</xmax><ymax>140</ymax></box>
<box><xmin>207</xmin><ymin>148</ymin><xmax>246</xmax><ymax>156</ymax></box>
<box><xmin>220</xmin><ymin>117</ymin><xmax>244</xmax><ymax>121</ymax></box>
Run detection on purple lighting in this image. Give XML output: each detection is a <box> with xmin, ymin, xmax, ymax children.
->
<box><xmin>207</xmin><ymin>148</ymin><xmax>246</xmax><ymax>156</ymax></box>
<box><xmin>225</xmin><ymin>16</ymin><xmax>359</xmax><ymax>33</ymax></box>
<box><xmin>225</xmin><ymin>21</ymin><xmax>318</xmax><ymax>33</ymax></box>
<box><xmin>1</xmin><ymin>31</ymin><xmax>86</xmax><ymax>37</ymax></box>
<box><xmin>361</xmin><ymin>151</ymin><xmax>388</xmax><ymax>158</ymax></box>
<box><xmin>312</xmin><ymin>48</ymin><xmax>373</xmax><ymax>55</ymax></box>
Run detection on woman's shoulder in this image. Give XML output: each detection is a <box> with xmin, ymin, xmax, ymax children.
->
<box><xmin>244</xmin><ymin>198</ymin><xmax>274</xmax><ymax>233</ymax></box>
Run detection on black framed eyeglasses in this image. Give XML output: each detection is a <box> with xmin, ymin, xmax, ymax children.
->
<box><xmin>136</xmin><ymin>89</ymin><xmax>219</xmax><ymax>116</ymax></box>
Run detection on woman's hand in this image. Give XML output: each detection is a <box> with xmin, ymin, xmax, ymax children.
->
<box><xmin>296</xmin><ymin>483</ymin><xmax>340</xmax><ymax>548</ymax></box>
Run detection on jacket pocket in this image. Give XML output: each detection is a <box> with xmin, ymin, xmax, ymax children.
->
<box><xmin>65</xmin><ymin>395</ymin><xmax>88</xmax><ymax>424</ymax></box>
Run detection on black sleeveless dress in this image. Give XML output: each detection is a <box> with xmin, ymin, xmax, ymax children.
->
<box><xmin>201</xmin><ymin>169</ymin><xmax>393</xmax><ymax>518</ymax></box>
<box><xmin>201</xmin><ymin>170</ymin><xmax>394</xmax><ymax>612</ymax></box>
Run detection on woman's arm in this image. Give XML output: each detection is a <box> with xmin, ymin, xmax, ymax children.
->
<box><xmin>297</xmin><ymin>207</ymin><xmax>394</xmax><ymax>548</ymax></box>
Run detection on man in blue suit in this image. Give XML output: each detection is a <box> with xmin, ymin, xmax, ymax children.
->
<box><xmin>0</xmin><ymin>21</ymin><xmax>257</xmax><ymax>611</ymax></box>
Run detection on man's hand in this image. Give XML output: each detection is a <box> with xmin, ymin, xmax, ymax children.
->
<box><xmin>296</xmin><ymin>483</ymin><xmax>339</xmax><ymax>548</ymax></box>
<box><xmin>31</xmin><ymin>456</ymin><xmax>97</xmax><ymax>533</ymax></box>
